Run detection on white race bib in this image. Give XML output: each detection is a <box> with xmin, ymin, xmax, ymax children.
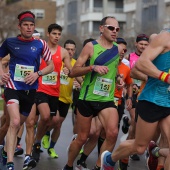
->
<box><xmin>14</xmin><ymin>64</ymin><xmax>34</xmax><ymax>82</ymax></box>
<box><xmin>93</xmin><ymin>77</ymin><xmax>113</xmax><ymax>96</ymax></box>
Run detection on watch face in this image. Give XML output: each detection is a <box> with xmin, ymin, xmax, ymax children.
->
<box><xmin>38</xmin><ymin>71</ymin><xmax>42</xmax><ymax>76</ymax></box>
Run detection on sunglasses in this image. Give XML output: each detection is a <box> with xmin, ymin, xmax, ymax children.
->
<box><xmin>123</xmin><ymin>49</ymin><xmax>127</xmax><ymax>53</ymax></box>
<box><xmin>104</xmin><ymin>25</ymin><xmax>120</xmax><ymax>32</ymax></box>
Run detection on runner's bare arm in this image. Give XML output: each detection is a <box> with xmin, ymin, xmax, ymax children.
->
<box><xmin>136</xmin><ymin>32</ymin><xmax>169</xmax><ymax>79</ymax></box>
<box><xmin>62</xmin><ymin>48</ymin><xmax>72</xmax><ymax>73</ymax></box>
<box><xmin>130</xmin><ymin>65</ymin><xmax>147</xmax><ymax>81</ymax></box>
<box><xmin>70</xmin><ymin>42</ymin><xmax>108</xmax><ymax>77</ymax></box>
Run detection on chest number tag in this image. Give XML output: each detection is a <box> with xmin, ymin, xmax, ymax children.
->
<box><xmin>60</xmin><ymin>70</ymin><xmax>70</xmax><ymax>85</ymax></box>
<box><xmin>42</xmin><ymin>72</ymin><xmax>57</xmax><ymax>85</ymax></box>
<box><xmin>93</xmin><ymin>77</ymin><xmax>112</xmax><ymax>96</ymax></box>
<box><xmin>14</xmin><ymin>64</ymin><xmax>34</xmax><ymax>82</ymax></box>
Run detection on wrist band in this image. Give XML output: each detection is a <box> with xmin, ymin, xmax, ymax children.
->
<box><xmin>159</xmin><ymin>71</ymin><xmax>170</xmax><ymax>82</ymax></box>
<box><xmin>89</xmin><ymin>65</ymin><xmax>93</xmax><ymax>72</ymax></box>
<box><xmin>89</xmin><ymin>65</ymin><xmax>96</xmax><ymax>72</ymax></box>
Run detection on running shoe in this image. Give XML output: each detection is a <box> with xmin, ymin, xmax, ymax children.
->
<box><xmin>40</xmin><ymin>148</ymin><xmax>43</xmax><ymax>153</ymax></box>
<box><xmin>75</xmin><ymin>160</ymin><xmax>89</xmax><ymax>170</ymax></box>
<box><xmin>47</xmin><ymin>148</ymin><xmax>58</xmax><ymax>158</ymax></box>
<box><xmin>91</xmin><ymin>165</ymin><xmax>100</xmax><ymax>170</ymax></box>
<box><xmin>0</xmin><ymin>146</ymin><xmax>6</xmax><ymax>170</ymax></box>
<box><xmin>118</xmin><ymin>160</ymin><xmax>128</xmax><ymax>170</ymax></box>
<box><xmin>32</xmin><ymin>143</ymin><xmax>41</xmax><ymax>162</ymax></box>
<box><xmin>101</xmin><ymin>151</ymin><xmax>114</xmax><ymax>170</ymax></box>
<box><xmin>130</xmin><ymin>154</ymin><xmax>140</xmax><ymax>161</ymax></box>
<box><xmin>79</xmin><ymin>148</ymin><xmax>84</xmax><ymax>155</ymax></box>
<box><xmin>121</xmin><ymin>115</ymin><xmax>129</xmax><ymax>134</ymax></box>
<box><xmin>146</xmin><ymin>141</ymin><xmax>158</xmax><ymax>170</ymax></box>
<box><xmin>7</xmin><ymin>162</ymin><xmax>14</xmax><ymax>170</ymax></box>
<box><xmin>1</xmin><ymin>147</ymin><xmax>7</xmax><ymax>166</ymax></box>
<box><xmin>23</xmin><ymin>155</ymin><xmax>36</xmax><ymax>170</ymax></box>
<box><xmin>14</xmin><ymin>144</ymin><xmax>24</xmax><ymax>156</ymax></box>
<box><xmin>42</xmin><ymin>135</ymin><xmax>50</xmax><ymax>149</ymax></box>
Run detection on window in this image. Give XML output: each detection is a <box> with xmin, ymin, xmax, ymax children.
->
<box><xmin>31</xmin><ymin>9</ymin><xmax>45</xmax><ymax>19</ymax></box>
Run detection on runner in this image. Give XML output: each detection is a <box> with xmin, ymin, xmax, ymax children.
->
<box><xmin>41</xmin><ymin>39</ymin><xmax>83</xmax><ymax>159</ymax></box>
<box><xmin>63</xmin><ymin>16</ymin><xmax>124</xmax><ymax>170</ymax></box>
<box><xmin>0</xmin><ymin>11</ymin><xmax>54</xmax><ymax>170</ymax></box>
<box><xmin>121</xmin><ymin>34</ymin><xmax>149</xmax><ymax>161</ymax></box>
<box><xmin>32</xmin><ymin>24</ymin><xmax>72</xmax><ymax>163</ymax></box>
<box><xmin>101</xmin><ymin>30</ymin><xmax>170</xmax><ymax>170</ymax></box>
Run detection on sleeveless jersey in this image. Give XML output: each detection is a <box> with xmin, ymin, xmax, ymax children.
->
<box><xmin>0</xmin><ymin>37</ymin><xmax>52</xmax><ymax>90</ymax></box>
<box><xmin>129</xmin><ymin>52</ymin><xmax>141</xmax><ymax>86</ymax></box>
<box><xmin>138</xmin><ymin>51</ymin><xmax>170</xmax><ymax>107</ymax></box>
<box><xmin>79</xmin><ymin>41</ymin><xmax>119</xmax><ymax>101</ymax></box>
<box><xmin>59</xmin><ymin>58</ymin><xmax>76</xmax><ymax>104</ymax></box>
<box><xmin>129</xmin><ymin>52</ymin><xmax>139</xmax><ymax>69</ymax></box>
<box><xmin>37</xmin><ymin>46</ymin><xmax>62</xmax><ymax>97</ymax></box>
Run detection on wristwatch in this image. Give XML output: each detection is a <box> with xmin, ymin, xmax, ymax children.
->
<box><xmin>37</xmin><ymin>70</ymin><xmax>43</xmax><ymax>76</ymax></box>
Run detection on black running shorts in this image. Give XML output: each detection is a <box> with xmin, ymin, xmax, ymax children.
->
<box><xmin>77</xmin><ymin>99</ymin><xmax>117</xmax><ymax>117</ymax></box>
<box><xmin>4</xmin><ymin>88</ymin><xmax>36</xmax><ymax>117</ymax></box>
<box><xmin>136</xmin><ymin>100</ymin><xmax>170</xmax><ymax>123</ymax></box>
<box><xmin>58</xmin><ymin>100</ymin><xmax>70</xmax><ymax>118</ymax></box>
<box><xmin>34</xmin><ymin>92</ymin><xmax>59</xmax><ymax>116</ymax></box>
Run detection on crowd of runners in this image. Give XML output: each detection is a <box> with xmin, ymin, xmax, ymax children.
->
<box><xmin>0</xmin><ymin>10</ymin><xmax>170</xmax><ymax>170</ymax></box>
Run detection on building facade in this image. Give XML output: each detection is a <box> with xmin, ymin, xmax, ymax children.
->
<box><xmin>124</xmin><ymin>0</ymin><xmax>170</xmax><ymax>38</ymax></box>
<box><xmin>3</xmin><ymin>0</ymin><xmax>56</xmax><ymax>40</ymax></box>
<box><xmin>56</xmin><ymin>0</ymin><xmax>126</xmax><ymax>41</ymax></box>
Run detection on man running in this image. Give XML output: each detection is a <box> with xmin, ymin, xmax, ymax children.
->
<box><xmin>101</xmin><ymin>30</ymin><xmax>170</xmax><ymax>170</ymax></box>
<box><xmin>63</xmin><ymin>16</ymin><xmax>124</xmax><ymax>170</ymax></box>
<box><xmin>0</xmin><ymin>11</ymin><xmax>54</xmax><ymax>170</ymax></box>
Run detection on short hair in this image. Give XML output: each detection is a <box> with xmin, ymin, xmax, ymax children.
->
<box><xmin>48</xmin><ymin>23</ymin><xmax>62</xmax><ymax>33</ymax></box>
<box><xmin>116</xmin><ymin>37</ymin><xmax>127</xmax><ymax>45</ymax></box>
<box><xmin>100</xmin><ymin>16</ymin><xmax>116</xmax><ymax>25</ymax></box>
<box><xmin>18</xmin><ymin>11</ymin><xmax>35</xmax><ymax>24</ymax></box>
<box><xmin>83</xmin><ymin>38</ymin><xmax>95</xmax><ymax>47</ymax></box>
<box><xmin>64</xmin><ymin>39</ymin><xmax>76</xmax><ymax>48</ymax></box>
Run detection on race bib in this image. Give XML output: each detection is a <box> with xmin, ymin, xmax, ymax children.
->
<box><xmin>60</xmin><ymin>70</ymin><xmax>70</xmax><ymax>85</ymax></box>
<box><xmin>42</xmin><ymin>72</ymin><xmax>57</xmax><ymax>85</ymax></box>
<box><xmin>114</xmin><ymin>97</ymin><xmax>119</xmax><ymax>107</ymax></box>
<box><xmin>93</xmin><ymin>77</ymin><xmax>112</xmax><ymax>96</ymax></box>
<box><xmin>14</xmin><ymin>64</ymin><xmax>34</xmax><ymax>82</ymax></box>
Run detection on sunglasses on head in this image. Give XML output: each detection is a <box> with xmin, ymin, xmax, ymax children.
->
<box><xmin>104</xmin><ymin>25</ymin><xmax>120</xmax><ymax>32</ymax></box>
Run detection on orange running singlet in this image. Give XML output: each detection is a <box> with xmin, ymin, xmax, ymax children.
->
<box><xmin>37</xmin><ymin>46</ymin><xmax>62</xmax><ymax>97</ymax></box>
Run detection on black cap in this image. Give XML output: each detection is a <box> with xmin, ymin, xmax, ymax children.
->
<box><xmin>116</xmin><ymin>38</ymin><xmax>127</xmax><ymax>45</ymax></box>
<box><xmin>136</xmin><ymin>34</ymin><xmax>149</xmax><ymax>42</ymax></box>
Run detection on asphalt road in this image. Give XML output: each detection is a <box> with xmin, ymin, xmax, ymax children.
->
<box><xmin>0</xmin><ymin>110</ymin><xmax>149</xmax><ymax>170</ymax></box>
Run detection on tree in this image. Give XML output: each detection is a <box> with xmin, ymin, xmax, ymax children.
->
<box><xmin>0</xmin><ymin>3</ymin><xmax>24</xmax><ymax>44</ymax></box>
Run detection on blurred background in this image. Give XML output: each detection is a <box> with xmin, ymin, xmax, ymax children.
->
<box><xmin>0</xmin><ymin>0</ymin><xmax>169</xmax><ymax>55</ymax></box>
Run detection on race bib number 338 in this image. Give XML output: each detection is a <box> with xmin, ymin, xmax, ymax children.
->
<box><xmin>93</xmin><ymin>77</ymin><xmax>113</xmax><ymax>97</ymax></box>
<box><xmin>14</xmin><ymin>64</ymin><xmax>34</xmax><ymax>82</ymax></box>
